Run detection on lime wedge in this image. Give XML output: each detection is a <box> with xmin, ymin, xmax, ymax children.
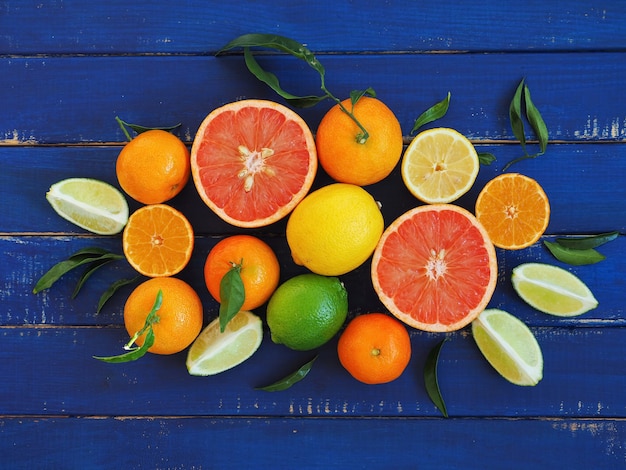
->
<box><xmin>511</xmin><ymin>263</ymin><xmax>598</xmax><ymax>317</ymax></box>
<box><xmin>186</xmin><ymin>310</ymin><xmax>263</xmax><ymax>376</ymax></box>
<box><xmin>472</xmin><ymin>308</ymin><xmax>543</xmax><ymax>386</ymax></box>
<box><xmin>46</xmin><ymin>178</ymin><xmax>129</xmax><ymax>235</ymax></box>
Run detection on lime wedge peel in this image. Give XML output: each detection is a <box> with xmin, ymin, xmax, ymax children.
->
<box><xmin>186</xmin><ymin>310</ymin><xmax>263</xmax><ymax>376</ymax></box>
<box><xmin>46</xmin><ymin>178</ymin><xmax>129</xmax><ymax>235</ymax></box>
<box><xmin>472</xmin><ymin>308</ymin><xmax>543</xmax><ymax>387</ymax></box>
<box><xmin>511</xmin><ymin>263</ymin><xmax>598</xmax><ymax>317</ymax></box>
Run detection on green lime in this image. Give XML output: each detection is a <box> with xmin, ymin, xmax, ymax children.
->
<box><xmin>472</xmin><ymin>308</ymin><xmax>543</xmax><ymax>386</ymax></box>
<box><xmin>511</xmin><ymin>262</ymin><xmax>598</xmax><ymax>317</ymax></box>
<box><xmin>266</xmin><ymin>273</ymin><xmax>348</xmax><ymax>351</ymax></box>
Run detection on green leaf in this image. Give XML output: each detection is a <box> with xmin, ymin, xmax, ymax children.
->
<box><xmin>94</xmin><ymin>327</ymin><xmax>155</xmax><ymax>363</ymax></box>
<box><xmin>523</xmin><ymin>84</ymin><xmax>548</xmax><ymax>155</ymax></box>
<box><xmin>94</xmin><ymin>290</ymin><xmax>162</xmax><ymax>363</ymax></box>
<box><xmin>219</xmin><ymin>264</ymin><xmax>245</xmax><ymax>332</ymax></box>
<box><xmin>350</xmin><ymin>87</ymin><xmax>377</xmax><ymax>106</ymax></box>
<box><xmin>33</xmin><ymin>248</ymin><xmax>123</xmax><ymax>294</ymax></box>
<box><xmin>242</xmin><ymin>48</ymin><xmax>326</xmax><ymax>108</ymax></box>
<box><xmin>71</xmin><ymin>254</ymin><xmax>125</xmax><ymax>299</ymax></box>
<box><xmin>477</xmin><ymin>152</ymin><xmax>496</xmax><ymax>165</ymax></box>
<box><xmin>509</xmin><ymin>78</ymin><xmax>527</xmax><ymax>152</ymax></box>
<box><xmin>96</xmin><ymin>276</ymin><xmax>142</xmax><ymax>314</ymax></box>
<box><xmin>115</xmin><ymin>116</ymin><xmax>181</xmax><ymax>141</ymax></box>
<box><xmin>555</xmin><ymin>231</ymin><xmax>619</xmax><ymax>250</ymax></box>
<box><xmin>255</xmin><ymin>356</ymin><xmax>318</xmax><ymax>392</ymax></box>
<box><xmin>410</xmin><ymin>92</ymin><xmax>451</xmax><ymax>134</ymax></box>
<box><xmin>544</xmin><ymin>241</ymin><xmax>606</xmax><ymax>266</ymax></box>
<box><xmin>424</xmin><ymin>338</ymin><xmax>449</xmax><ymax>418</ymax></box>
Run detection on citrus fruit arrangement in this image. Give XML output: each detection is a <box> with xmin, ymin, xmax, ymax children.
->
<box><xmin>35</xmin><ymin>35</ymin><xmax>607</xmax><ymax>414</ymax></box>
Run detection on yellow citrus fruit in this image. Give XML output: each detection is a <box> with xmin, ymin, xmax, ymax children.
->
<box><xmin>286</xmin><ymin>183</ymin><xmax>384</xmax><ymax>276</ymax></box>
<box><xmin>475</xmin><ymin>173</ymin><xmax>550</xmax><ymax>250</ymax></box>
<box><xmin>124</xmin><ymin>277</ymin><xmax>203</xmax><ymax>355</ymax></box>
<box><xmin>266</xmin><ymin>273</ymin><xmax>348</xmax><ymax>351</ymax></box>
<box><xmin>401</xmin><ymin>127</ymin><xmax>479</xmax><ymax>203</ymax></box>
<box><xmin>315</xmin><ymin>96</ymin><xmax>403</xmax><ymax>186</ymax></box>
<box><xmin>116</xmin><ymin>129</ymin><xmax>191</xmax><ymax>204</ymax></box>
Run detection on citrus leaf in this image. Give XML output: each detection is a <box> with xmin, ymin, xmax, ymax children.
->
<box><xmin>523</xmin><ymin>84</ymin><xmax>548</xmax><ymax>155</ymax></box>
<box><xmin>509</xmin><ymin>78</ymin><xmax>527</xmax><ymax>152</ymax></box>
<box><xmin>242</xmin><ymin>47</ymin><xmax>326</xmax><ymax>108</ymax></box>
<box><xmin>219</xmin><ymin>265</ymin><xmax>245</xmax><ymax>332</ymax></box>
<box><xmin>478</xmin><ymin>152</ymin><xmax>496</xmax><ymax>165</ymax></box>
<box><xmin>555</xmin><ymin>231</ymin><xmax>619</xmax><ymax>250</ymax></box>
<box><xmin>424</xmin><ymin>338</ymin><xmax>449</xmax><ymax>418</ymax></box>
<box><xmin>115</xmin><ymin>116</ymin><xmax>181</xmax><ymax>137</ymax></box>
<box><xmin>410</xmin><ymin>92</ymin><xmax>451</xmax><ymax>134</ymax></box>
<box><xmin>97</xmin><ymin>276</ymin><xmax>142</xmax><ymax>314</ymax></box>
<box><xmin>544</xmin><ymin>241</ymin><xmax>606</xmax><ymax>266</ymax></box>
<box><xmin>94</xmin><ymin>327</ymin><xmax>155</xmax><ymax>363</ymax></box>
<box><xmin>72</xmin><ymin>254</ymin><xmax>125</xmax><ymax>299</ymax></box>
<box><xmin>350</xmin><ymin>87</ymin><xmax>377</xmax><ymax>106</ymax></box>
<box><xmin>255</xmin><ymin>356</ymin><xmax>318</xmax><ymax>392</ymax></box>
<box><xmin>33</xmin><ymin>248</ymin><xmax>123</xmax><ymax>294</ymax></box>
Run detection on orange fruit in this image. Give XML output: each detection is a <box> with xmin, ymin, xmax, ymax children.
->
<box><xmin>123</xmin><ymin>204</ymin><xmax>194</xmax><ymax>277</ymax></box>
<box><xmin>371</xmin><ymin>204</ymin><xmax>498</xmax><ymax>332</ymax></box>
<box><xmin>475</xmin><ymin>173</ymin><xmax>550</xmax><ymax>250</ymax></box>
<box><xmin>116</xmin><ymin>129</ymin><xmax>190</xmax><ymax>204</ymax></box>
<box><xmin>337</xmin><ymin>313</ymin><xmax>411</xmax><ymax>385</ymax></box>
<box><xmin>315</xmin><ymin>96</ymin><xmax>403</xmax><ymax>186</ymax></box>
<box><xmin>204</xmin><ymin>235</ymin><xmax>280</xmax><ymax>311</ymax></box>
<box><xmin>124</xmin><ymin>277</ymin><xmax>203</xmax><ymax>355</ymax></box>
<box><xmin>190</xmin><ymin>99</ymin><xmax>317</xmax><ymax>228</ymax></box>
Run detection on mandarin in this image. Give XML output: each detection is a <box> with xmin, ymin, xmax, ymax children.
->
<box><xmin>123</xmin><ymin>204</ymin><xmax>194</xmax><ymax>277</ymax></box>
<box><xmin>124</xmin><ymin>277</ymin><xmax>203</xmax><ymax>355</ymax></box>
<box><xmin>337</xmin><ymin>313</ymin><xmax>411</xmax><ymax>385</ymax></box>
<box><xmin>475</xmin><ymin>173</ymin><xmax>550</xmax><ymax>250</ymax></box>
<box><xmin>315</xmin><ymin>96</ymin><xmax>403</xmax><ymax>186</ymax></box>
<box><xmin>116</xmin><ymin>129</ymin><xmax>190</xmax><ymax>204</ymax></box>
<box><xmin>204</xmin><ymin>235</ymin><xmax>280</xmax><ymax>311</ymax></box>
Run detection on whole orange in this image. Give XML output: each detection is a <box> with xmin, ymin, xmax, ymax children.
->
<box><xmin>337</xmin><ymin>313</ymin><xmax>411</xmax><ymax>384</ymax></box>
<box><xmin>116</xmin><ymin>129</ymin><xmax>191</xmax><ymax>204</ymax></box>
<box><xmin>315</xmin><ymin>96</ymin><xmax>403</xmax><ymax>186</ymax></box>
<box><xmin>124</xmin><ymin>277</ymin><xmax>203</xmax><ymax>355</ymax></box>
<box><xmin>204</xmin><ymin>235</ymin><xmax>280</xmax><ymax>311</ymax></box>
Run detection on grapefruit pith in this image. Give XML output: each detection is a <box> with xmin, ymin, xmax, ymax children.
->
<box><xmin>190</xmin><ymin>99</ymin><xmax>317</xmax><ymax>228</ymax></box>
<box><xmin>371</xmin><ymin>204</ymin><xmax>498</xmax><ymax>332</ymax></box>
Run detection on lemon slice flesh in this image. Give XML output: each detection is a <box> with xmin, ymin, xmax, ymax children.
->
<box><xmin>46</xmin><ymin>178</ymin><xmax>129</xmax><ymax>235</ymax></box>
<box><xmin>472</xmin><ymin>308</ymin><xmax>543</xmax><ymax>386</ymax></box>
<box><xmin>511</xmin><ymin>263</ymin><xmax>598</xmax><ymax>317</ymax></box>
<box><xmin>401</xmin><ymin>127</ymin><xmax>479</xmax><ymax>204</ymax></box>
<box><xmin>186</xmin><ymin>310</ymin><xmax>263</xmax><ymax>376</ymax></box>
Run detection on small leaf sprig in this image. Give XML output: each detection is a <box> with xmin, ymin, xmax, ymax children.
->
<box><xmin>32</xmin><ymin>247</ymin><xmax>138</xmax><ymax>313</ymax></box>
<box><xmin>424</xmin><ymin>338</ymin><xmax>449</xmax><ymax>418</ymax></box>
<box><xmin>544</xmin><ymin>231</ymin><xmax>619</xmax><ymax>265</ymax></box>
<box><xmin>115</xmin><ymin>116</ymin><xmax>182</xmax><ymax>142</ymax></box>
<box><xmin>219</xmin><ymin>261</ymin><xmax>246</xmax><ymax>332</ymax></box>
<box><xmin>218</xmin><ymin>33</ymin><xmax>373</xmax><ymax>144</ymax></box>
<box><xmin>503</xmin><ymin>78</ymin><xmax>548</xmax><ymax>170</ymax></box>
<box><xmin>94</xmin><ymin>290</ymin><xmax>163</xmax><ymax>363</ymax></box>
<box><xmin>410</xmin><ymin>92</ymin><xmax>495</xmax><ymax>166</ymax></box>
<box><xmin>255</xmin><ymin>356</ymin><xmax>318</xmax><ymax>392</ymax></box>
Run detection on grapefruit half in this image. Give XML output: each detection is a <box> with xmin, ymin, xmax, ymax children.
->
<box><xmin>190</xmin><ymin>99</ymin><xmax>317</xmax><ymax>228</ymax></box>
<box><xmin>371</xmin><ymin>204</ymin><xmax>498</xmax><ymax>332</ymax></box>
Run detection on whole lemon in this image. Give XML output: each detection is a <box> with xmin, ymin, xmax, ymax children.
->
<box><xmin>266</xmin><ymin>273</ymin><xmax>348</xmax><ymax>351</ymax></box>
<box><xmin>286</xmin><ymin>183</ymin><xmax>384</xmax><ymax>276</ymax></box>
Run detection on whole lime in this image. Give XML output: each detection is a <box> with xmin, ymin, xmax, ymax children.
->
<box><xmin>266</xmin><ymin>273</ymin><xmax>348</xmax><ymax>351</ymax></box>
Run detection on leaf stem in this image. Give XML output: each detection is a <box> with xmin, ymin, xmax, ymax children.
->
<box><xmin>115</xmin><ymin>116</ymin><xmax>133</xmax><ymax>142</ymax></box>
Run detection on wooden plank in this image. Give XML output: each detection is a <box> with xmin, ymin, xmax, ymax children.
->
<box><xmin>4</xmin><ymin>234</ymin><xmax>624</xmax><ymax>327</ymax></box>
<box><xmin>2</xmin><ymin>144</ymin><xmax>625</xmax><ymax>235</ymax></box>
<box><xmin>2</xmin><ymin>1</ymin><xmax>625</xmax><ymax>54</ymax></box>
<box><xmin>1</xmin><ymin>416</ymin><xmax>625</xmax><ymax>469</ymax></box>
<box><xmin>1</xmin><ymin>53</ymin><xmax>626</xmax><ymax>144</ymax></box>
<box><xmin>0</xmin><ymin>325</ymin><xmax>625</xmax><ymax>418</ymax></box>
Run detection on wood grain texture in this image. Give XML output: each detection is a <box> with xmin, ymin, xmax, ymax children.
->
<box><xmin>1</xmin><ymin>1</ymin><xmax>625</xmax><ymax>468</ymax></box>
<box><xmin>2</xmin><ymin>53</ymin><xmax>626</xmax><ymax>144</ymax></box>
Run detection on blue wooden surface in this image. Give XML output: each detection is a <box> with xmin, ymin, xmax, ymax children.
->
<box><xmin>1</xmin><ymin>2</ymin><xmax>626</xmax><ymax>469</ymax></box>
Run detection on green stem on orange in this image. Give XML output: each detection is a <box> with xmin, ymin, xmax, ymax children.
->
<box><xmin>320</xmin><ymin>81</ymin><xmax>370</xmax><ymax>144</ymax></box>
